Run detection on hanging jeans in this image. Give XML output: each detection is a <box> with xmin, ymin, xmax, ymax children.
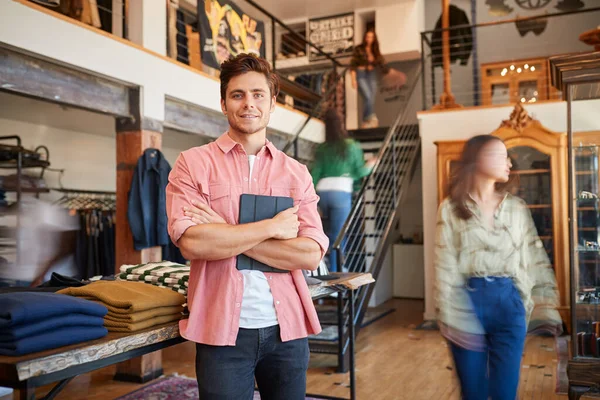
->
<box><xmin>356</xmin><ymin>69</ymin><xmax>378</xmax><ymax>121</ymax></box>
<box><xmin>450</xmin><ymin>277</ymin><xmax>527</xmax><ymax>400</ymax></box>
<box><xmin>317</xmin><ymin>190</ymin><xmax>352</xmax><ymax>272</ymax></box>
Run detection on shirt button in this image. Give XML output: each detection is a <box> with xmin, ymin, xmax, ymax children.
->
<box><xmin>276</xmin><ymin>301</ymin><xmax>280</xmax><ymax>305</ymax></box>
<box><xmin>244</xmin><ymin>177</ymin><xmax>248</xmax><ymax>182</ymax></box>
<box><xmin>269</xmin><ymin>276</ymin><xmax>273</xmax><ymax>280</ymax></box>
<box><xmin>236</xmin><ymin>303</ymin><xmax>241</xmax><ymax>307</ymax></box>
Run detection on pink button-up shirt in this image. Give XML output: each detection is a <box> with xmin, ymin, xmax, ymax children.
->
<box><xmin>166</xmin><ymin>133</ymin><xmax>328</xmax><ymax>346</ymax></box>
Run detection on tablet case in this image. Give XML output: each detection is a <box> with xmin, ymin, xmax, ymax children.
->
<box><xmin>237</xmin><ymin>194</ymin><xmax>294</xmax><ymax>273</ymax></box>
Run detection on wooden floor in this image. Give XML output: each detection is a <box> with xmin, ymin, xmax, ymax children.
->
<box><xmin>6</xmin><ymin>299</ymin><xmax>588</xmax><ymax>400</ymax></box>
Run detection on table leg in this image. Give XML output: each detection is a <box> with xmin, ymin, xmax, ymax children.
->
<box><xmin>348</xmin><ymin>289</ymin><xmax>356</xmax><ymax>400</ymax></box>
<box><xmin>41</xmin><ymin>378</ymin><xmax>74</xmax><ymax>400</ymax></box>
<box><xmin>13</xmin><ymin>387</ymin><xmax>34</xmax><ymax>400</ymax></box>
<box><xmin>568</xmin><ymin>385</ymin><xmax>590</xmax><ymax>400</ymax></box>
<box><xmin>114</xmin><ymin>351</ymin><xmax>163</xmax><ymax>383</ymax></box>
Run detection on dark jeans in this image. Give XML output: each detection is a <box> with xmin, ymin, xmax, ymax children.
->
<box><xmin>317</xmin><ymin>190</ymin><xmax>353</xmax><ymax>272</ymax></box>
<box><xmin>450</xmin><ymin>277</ymin><xmax>527</xmax><ymax>400</ymax></box>
<box><xmin>195</xmin><ymin>325</ymin><xmax>309</xmax><ymax>400</ymax></box>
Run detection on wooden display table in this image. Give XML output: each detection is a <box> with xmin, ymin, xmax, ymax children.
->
<box><xmin>0</xmin><ymin>272</ymin><xmax>374</xmax><ymax>400</ymax></box>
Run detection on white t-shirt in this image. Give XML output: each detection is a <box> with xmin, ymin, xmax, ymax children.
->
<box><xmin>238</xmin><ymin>155</ymin><xmax>279</xmax><ymax>329</ymax></box>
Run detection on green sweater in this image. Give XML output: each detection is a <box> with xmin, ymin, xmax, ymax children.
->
<box><xmin>310</xmin><ymin>139</ymin><xmax>371</xmax><ymax>188</ymax></box>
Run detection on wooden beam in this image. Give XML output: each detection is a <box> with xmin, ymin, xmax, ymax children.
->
<box><xmin>164</xmin><ymin>96</ymin><xmax>229</xmax><ymax>139</ymax></box>
<box><xmin>0</xmin><ymin>45</ymin><xmax>129</xmax><ymax>116</ymax></box>
<box><xmin>432</xmin><ymin>0</ymin><xmax>461</xmax><ymax>110</ymax></box>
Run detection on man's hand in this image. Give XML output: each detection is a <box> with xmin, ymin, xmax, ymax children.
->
<box><xmin>183</xmin><ymin>201</ymin><xmax>227</xmax><ymax>224</ymax></box>
<box><xmin>269</xmin><ymin>206</ymin><xmax>299</xmax><ymax>240</ymax></box>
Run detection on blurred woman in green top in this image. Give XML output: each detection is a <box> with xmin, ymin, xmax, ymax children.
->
<box><xmin>311</xmin><ymin>109</ymin><xmax>375</xmax><ymax>271</ymax></box>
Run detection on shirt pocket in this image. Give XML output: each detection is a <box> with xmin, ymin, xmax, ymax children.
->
<box><xmin>270</xmin><ymin>187</ymin><xmax>302</xmax><ymax>206</ymax></box>
<box><xmin>208</xmin><ymin>184</ymin><xmax>232</xmax><ymax>224</ymax></box>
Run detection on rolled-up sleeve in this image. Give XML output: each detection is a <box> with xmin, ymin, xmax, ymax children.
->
<box><xmin>297</xmin><ymin>165</ymin><xmax>329</xmax><ymax>258</ymax></box>
<box><xmin>166</xmin><ymin>153</ymin><xmax>208</xmax><ymax>245</ymax></box>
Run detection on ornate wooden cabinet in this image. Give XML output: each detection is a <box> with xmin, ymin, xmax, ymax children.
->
<box><xmin>435</xmin><ymin>104</ymin><xmax>570</xmax><ymax>325</ymax></box>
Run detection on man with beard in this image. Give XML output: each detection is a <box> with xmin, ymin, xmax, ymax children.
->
<box><xmin>165</xmin><ymin>53</ymin><xmax>328</xmax><ymax>400</ymax></box>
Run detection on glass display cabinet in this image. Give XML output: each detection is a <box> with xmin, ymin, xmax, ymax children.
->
<box><xmin>550</xmin><ymin>51</ymin><xmax>600</xmax><ymax>400</ymax></box>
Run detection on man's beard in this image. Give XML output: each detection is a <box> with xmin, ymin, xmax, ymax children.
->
<box><xmin>227</xmin><ymin>114</ymin><xmax>269</xmax><ymax>135</ymax></box>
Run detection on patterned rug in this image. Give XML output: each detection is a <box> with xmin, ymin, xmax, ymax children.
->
<box><xmin>115</xmin><ymin>375</ymin><xmax>322</xmax><ymax>400</ymax></box>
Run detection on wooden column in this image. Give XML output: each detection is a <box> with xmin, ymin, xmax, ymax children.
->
<box><xmin>113</xmin><ymin>92</ymin><xmax>164</xmax><ymax>383</ymax></box>
<box><xmin>115</xmin><ymin>128</ymin><xmax>163</xmax><ymax>270</ymax></box>
<box><xmin>432</xmin><ymin>0</ymin><xmax>462</xmax><ymax>110</ymax></box>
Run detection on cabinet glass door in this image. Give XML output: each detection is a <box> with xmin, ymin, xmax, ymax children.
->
<box><xmin>570</xmin><ymin>81</ymin><xmax>600</xmax><ymax>358</ymax></box>
<box><xmin>508</xmin><ymin>146</ymin><xmax>554</xmax><ymax>265</ymax></box>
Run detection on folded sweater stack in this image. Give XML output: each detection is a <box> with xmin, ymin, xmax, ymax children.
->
<box><xmin>58</xmin><ymin>280</ymin><xmax>186</xmax><ymax>333</ymax></box>
<box><xmin>0</xmin><ymin>292</ymin><xmax>108</xmax><ymax>356</ymax></box>
<box><xmin>118</xmin><ymin>261</ymin><xmax>190</xmax><ymax>296</ymax></box>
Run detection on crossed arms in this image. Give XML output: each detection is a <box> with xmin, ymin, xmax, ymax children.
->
<box><xmin>178</xmin><ymin>202</ymin><xmax>322</xmax><ymax>271</ymax></box>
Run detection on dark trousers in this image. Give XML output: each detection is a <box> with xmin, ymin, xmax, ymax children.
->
<box><xmin>450</xmin><ymin>277</ymin><xmax>527</xmax><ymax>400</ymax></box>
<box><xmin>195</xmin><ymin>325</ymin><xmax>309</xmax><ymax>400</ymax></box>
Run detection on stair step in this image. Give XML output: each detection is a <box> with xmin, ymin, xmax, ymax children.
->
<box><xmin>348</xmin><ymin>127</ymin><xmax>388</xmax><ymax>142</ymax></box>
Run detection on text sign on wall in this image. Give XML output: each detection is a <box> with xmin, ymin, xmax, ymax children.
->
<box><xmin>308</xmin><ymin>13</ymin><xmax>354</xmax><ymax>62</ymax></box>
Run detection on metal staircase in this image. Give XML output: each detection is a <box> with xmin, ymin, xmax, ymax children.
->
<box><xmin>308</xmin><ymin>68</ymin><xmax>423</xmax><ymax>372</ymax></box>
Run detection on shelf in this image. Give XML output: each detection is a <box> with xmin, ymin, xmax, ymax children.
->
<box><xmin>539</xmin><ymin>236</ymin><xmax>552</xmax><ymax>240</ymax></box>
<box><xmin>0</xmin><ymin>159</ymin><xmax>50</xmax><ymax>169</ymax></box>
<box><xmin>578</xmin><ymin>207</ymin><xmax>598</xmax><ymax>211</ymax></box>
<box><xmin>511</xmin><ymin>169</ymin><xmax>550</xmax><ymax>175</ymax></box>
<box><xmin>527</xmin><ymin>204</ymin><xmax>552</xmax><ymax>209</ymax></box>
<box><xmin>0</xmin><ymin>187</ymin><xmax>49</xmax><ymax>194</ymax></box>
<box><xmin>576</xmin><ymin>171</ymin><xmax>595</xmax><ymax>176</ymax></box>
<box><xmin>579</xmin><ymin>228</ymin><xmax>597</xmax><ymax>232</ymax></box>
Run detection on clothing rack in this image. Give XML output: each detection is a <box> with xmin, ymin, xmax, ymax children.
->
<box><xmin>52</xmin><ymin>188</ymin><xmax>116</xmax><ymax>212</ymax></box>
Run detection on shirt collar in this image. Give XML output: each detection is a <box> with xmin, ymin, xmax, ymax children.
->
<box><xmin>466</xmin><ymin>192</ymin><xmax>510</xmax><ymax>216</ymax></box>
<box><xmin>216</xmin><ymin>132</ymin><xmax>277</xmax><ymax>158</ymax></box>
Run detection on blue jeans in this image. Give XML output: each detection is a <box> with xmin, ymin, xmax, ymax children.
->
<box><xmin>195</xmin><ymin>325</ymin><xmax>309</xmax><ymax>400</ymax></box>
<box><xmin>356</xmin><ymin>69</ymin><xmax>377</xmax><ymax>121</ymax></box>
<box><xmin>318</xmin><ymin>190</ymin><xmax>352</xmax><ymax>272</ymax></box>
<box><xmin>450</xmin><ymin>277</ymin><xmax>527</xmax><ymax>400</ymax></box>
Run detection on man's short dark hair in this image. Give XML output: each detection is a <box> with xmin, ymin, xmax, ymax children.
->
<box><xmin>220</xmin><ymin>54</ymin><xmax>280</xmax><ymax>101</ymax></box>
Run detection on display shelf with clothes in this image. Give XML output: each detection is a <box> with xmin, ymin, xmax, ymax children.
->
<box><xmin>53</xmin><ymin>188</ymin><xmax>116</xmax><ymax>280</ymax></box>
<box><xmin>117</xmin><ymin>261</ymin><xmax>190</xmax><ymax>296</ymax></box>
<box><xmin>127</xmin><ymin>148</ymin><xmax>187</xmax><ymax>264</ymax></box>
<box><xmin>29</xmin><ymin>0</ymin><xmax>122</xmax><ymax>34</ymax></box>
<box><xmin>0</xmin><ymin>291</ymin><xmax>108</xmax><ymax>356</ymax></box>
<box><xmin>58</xmin><ymin>280</ymin><xmax>186</xmax><ymax>332</ymax></box>
<box><xmin>0</xmin><ymin>137</ymin><xmax>57</xmax><ymax>287</ymax></box>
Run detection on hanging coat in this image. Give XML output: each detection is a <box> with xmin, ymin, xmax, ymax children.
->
<box><xmin>431</xmin><ymin>5</ymin><xmax>473</xmax><ymax>68</ymax></box>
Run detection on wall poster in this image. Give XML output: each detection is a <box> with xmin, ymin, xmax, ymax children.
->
<box><xmin>198</xmin><ymin>0</ymin><xmax>266</xmax><ymax>69</ymax></box>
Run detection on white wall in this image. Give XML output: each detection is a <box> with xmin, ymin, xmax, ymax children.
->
<box><xmin>375</xmin><ymin>0</ymin><xmax>424</xmax><ymax>58</ymax></box>
<box><xmin>0</xmin><ymin>93</ymin><xmax>209</xmax><ymax>195</ymax></box>
<box><xmin>0</xmin><ymin>1</ymin><xmax>324</xmax><ymax>143</ymax></box>
<box><xmin>369</xmin><ymin>246</ymin><xmax>394</xmax><ymax>307</ymax></box>
<box><xmin>418</xmin><ymin>99</ymin><xmax>600</xmax><ymax>320</ymax></box>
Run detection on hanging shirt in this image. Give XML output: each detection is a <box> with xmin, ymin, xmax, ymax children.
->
<box><xmin>238</xmin><ymin>155</ymin><xmax>278</xmax><ymax>329</ymax></box>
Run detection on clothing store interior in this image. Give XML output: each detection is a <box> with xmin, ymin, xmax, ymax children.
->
<box><xmin>1</xmin><ymin>0</ymin><xmax>600</xmax><ymax>399</ymax></box>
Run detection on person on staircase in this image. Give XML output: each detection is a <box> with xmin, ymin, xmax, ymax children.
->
<box><xmin>434</xmin><ymin>135</ymin><xmax>562</xmax><ymax>400</ymax></box>
<box><xmin>311</xmin><ymin>108</ymin><xmax>376</xmax><ymax>272</ymax></box>
<box><xmin>351</xmin><ymin>30</ymin><xmax>389</xmax><ymax>129</ymax></box>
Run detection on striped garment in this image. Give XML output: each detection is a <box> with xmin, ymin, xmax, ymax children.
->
<box><xmin>118</xmin><ymin>261</ymin><xmax>190</xmax><ymax>297</ymax></box>
<box><xmin>119</xmin><ymin>261</ymin><xmax>190</xmax><ymax>278</ymax></box>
